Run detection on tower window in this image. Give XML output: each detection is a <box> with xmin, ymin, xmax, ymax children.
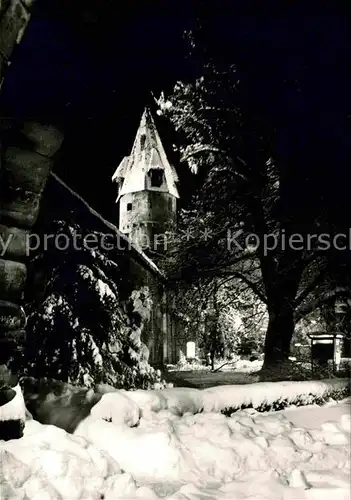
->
<box><xmin>127</xmin><ymin>202</ymin><xmax>132</xmax><ymax>211</ymax></box>
<box><xmin>149</xmin><ymin>169</ymin><xmax>163</xmax><ymax>188</ymax></box>
<box><xmin>140</xmin><ymin>134</ymin><xmax>146</xmax><ymax>149</ymax></box>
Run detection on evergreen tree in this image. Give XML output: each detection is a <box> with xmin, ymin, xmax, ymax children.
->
<box><xmin>158</xmin><ymin>57</ymin><xmax>351</xmax><ymax>374</ymax></box>
<box><xmin>16</xmin><ymin>220</ymin><xmax>161</xmax><ymax>390</ymax></box>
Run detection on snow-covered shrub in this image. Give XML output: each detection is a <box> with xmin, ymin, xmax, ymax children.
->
<box><xmin>220</xmin><ymin>382</ymin><xmax>350</xmax><ymax>416</ymax></box>
<box><xmin>170</xmin><ymin>353</ymin><xmax>209</xmax><ymax>372</ymax></box>
<box><xmin>14</xmin><ymin>220</ymin><xmax>161</xmax><ymax>390</ymax></box>
<box><xmin>338</xmin><ymin>358</ymin><xmax>351</xmax><ymax>374</ymax></box>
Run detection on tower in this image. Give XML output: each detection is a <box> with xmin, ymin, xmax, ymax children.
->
<box><xmin>112</xmin><ymin>107</ymin><xmax>179</xmax><ymax>252</ymax></box>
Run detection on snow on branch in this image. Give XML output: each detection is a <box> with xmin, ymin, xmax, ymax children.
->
<box><xmin>295</xmin><ymin>286</ymin><xmax>351</xmax><ymax>320</ymax></box>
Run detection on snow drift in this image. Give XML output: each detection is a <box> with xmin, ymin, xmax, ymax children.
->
<box><xmin>1</xmin><ymin>378</ymin><xmax>350</xmax><ymax>499</ymax></box>
<box><xmin>1</xmin><ymin>397</ymin><xmax>350</xmax><ymax>499</ymax></box>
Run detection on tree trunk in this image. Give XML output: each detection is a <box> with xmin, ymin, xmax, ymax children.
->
<box><xmin>259</xmin><ymin>242</ymin><xmax>305</xmax><ymax>376</ymax></box>
<box><xmin>0</xmin><ymin>121</ymin><xmax>63</xmax><ymax>440</ymax></box>
<box><xmin>261</xmin><ymin>257</ymin><xmax>303</xmax><ymax>375</ymax></box>
<box><xmin>210</xmin><ymin>350</ymin><xmax>215</xmax><ymax>371</ymax></box>
<box><xmin>263</xmin><ymin>305</ymin><xmax>295</xmax><ymax>366</ymax></box>
<box><xmin>259</xmin><ymin>305</ymin><xmax>297</xmax><ymax>381</ymax></box>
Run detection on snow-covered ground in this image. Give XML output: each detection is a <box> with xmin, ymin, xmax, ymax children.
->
<box><xmin>165</xmin><ymin>357</ymin><xmax>264</xmax><ymax>388</ymax></box>
<box><xmin>1</xmin><ymin>380</ymin><xmax>350</xmax><ymax>500</ymax></box>
<box><xmin>167</xmin><ymin>355</ymin><xmax>264</xmax><ymax>374</ymax></box>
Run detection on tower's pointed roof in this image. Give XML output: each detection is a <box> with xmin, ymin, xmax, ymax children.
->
<box><xmin>112</xmin><ymin>107</ymin><xmax>179</xmax><ymax>200</ymax></box>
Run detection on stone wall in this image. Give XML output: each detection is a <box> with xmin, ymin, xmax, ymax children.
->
<box><xmin>119</xmin><ymin>190</ymin><xmax>177</xmax><ymax>251</ymax></box>
<box><xmin>0</xmin><ymin>0</ymin><xmax>32</xmax><ymax>89</ymax></box>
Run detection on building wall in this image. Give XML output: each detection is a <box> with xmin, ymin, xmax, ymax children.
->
<box><xmin>119</xmin><ymin>190</ymin><xmax>177</xmax><ymax>251</ymax></box>
<box><xmin>121</xmin><ymin>255</ymin><xmax>184</xmax><ymax>366</ymax></box>
<box><xmin>113</xmin><ymin>253</ymin><xmax>187</xmax><ymax>365</ymax></box>
<box><xmin>122</xmin><ymin>255</ymin><xmax>165</xmax><ymax>365</ymax></box>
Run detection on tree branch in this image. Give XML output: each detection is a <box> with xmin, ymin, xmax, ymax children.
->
<box><xmin>231</xmin><ymin>272</ymin><xmax>267</xmax><ymax>304</ymax></box>
<box><xmin>181</xmin><ymin>145</ymin><xmax>227</xmax><ymax>161</ymax></box>
<box><xmin>295</xmin><ymin>286</ymin><xmax>350</xmax><ymax>321</ymax></box>
<box><xmin>294</xmin><ymin>267</ymin><xmax>327</xmax><ymax>308</ymax></box>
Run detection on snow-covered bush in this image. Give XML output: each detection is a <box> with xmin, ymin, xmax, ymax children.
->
<box><xmin>172</xmin><ymin>358</ymin><xmax>210</xmax><ymax>372</ymax></box>
<box><xmin>205</xmin><ymin>378</ymin><xmax>350</xmax><ymax>416</ymax></box>
<box><xmin>14</xmin><ymin>220</ymin><xmax>161</xmax><ymax>390</ymax></box>
<box><xmin>221</xmin><ymin>384</ymin><xmax>350</xmax><ymax>416</ymax></box>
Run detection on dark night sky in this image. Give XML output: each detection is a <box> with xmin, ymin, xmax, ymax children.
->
<box><xmin>1</xmin><ymin>1</ymin><xmax>349</xmax><ymax>224</ymax></box>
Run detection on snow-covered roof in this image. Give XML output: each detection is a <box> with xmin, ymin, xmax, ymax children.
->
<box><xmin>112</xmin><ymin>156</ymin><xmax>129</xmax><ymax>182</ymax></box>
<box><xmin>307</xmin><ymin>331</ymin><xmax>344</xmax><ymax>340</ymax></box>
<box><xmin>112</xmin><ymin>108</ymin><xmax>179</xmax><ymax>200</ymax></box>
